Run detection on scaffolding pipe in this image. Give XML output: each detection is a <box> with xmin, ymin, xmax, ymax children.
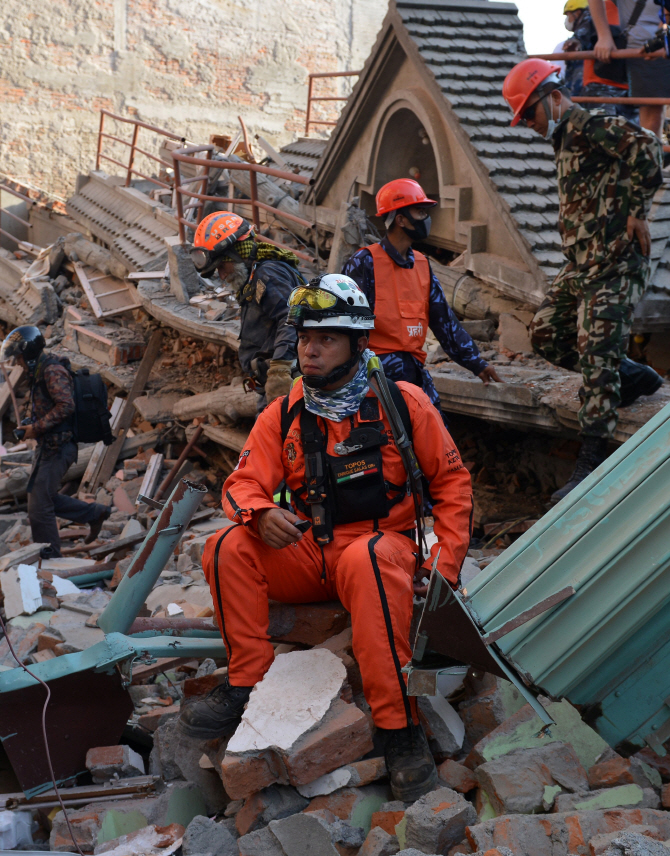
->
<box><xmin>98</xmin><ymin>478</ymin><xmax>206</xmax><ymax>634</ymax></box>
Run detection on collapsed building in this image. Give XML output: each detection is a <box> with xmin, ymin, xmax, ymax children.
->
<box><xmin>0</xmin><ymin>0</ymin><xmax>669</xmax><ymax>853</ymax></box>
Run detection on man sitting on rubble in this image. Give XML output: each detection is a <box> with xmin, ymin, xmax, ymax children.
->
<box><xmin>342</xmin><ymin>178</ymin><xmax>502</xmax><ymax>419</ymax></box>
<box><xmin>0</xmin><ymin>326</ymin><xmax>110</xmax><ymax>557</ymax></box>
<box><xmin>179</xmin><ymin>273</ymin><xmax>473</xmax><ymax>802</ymax></box>
<box><xmin>190</xmin><ymin>211</ymin><xmax>304</xmax><ymax>407</ymax></box>
<box><xmin>503</xmin><ymin>59</ymin><xmax>663</xmax><ymax>502</ymax></box>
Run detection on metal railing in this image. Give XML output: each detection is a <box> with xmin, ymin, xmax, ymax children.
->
<box><xmin>305</xmin><ymin>70</ymin><xmax>361</xmax><ymax>135</ymax></box>
<box><xmin>95</xmin><ymin>109</ymin><xmax>186</xmax><ymax>190</ymax></box>
<box><xmin>171</xmin><ymin>145</ymin><xmax>317</xmax><ymax>262</ymax></box>
<box><xmin>0</xmin><ymin>183</ymin><xmax>33</xmax><ymax>246</ymax></box>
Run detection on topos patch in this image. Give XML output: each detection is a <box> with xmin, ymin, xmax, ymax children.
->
<box><xmin>234</xmin><ymin>450</ymin><xmax>250</xmax><ymax>470</ymax></box>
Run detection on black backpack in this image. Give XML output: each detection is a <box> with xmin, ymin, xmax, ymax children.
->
<box><xmin>72</xmin><ymin>367</ymin><xmax>114</xmax><ymax>445</ymax></box>
<box><xmin>38</xmin><ymin>356</ymin><xmax>114</xmax><ymax>445</ymax></box>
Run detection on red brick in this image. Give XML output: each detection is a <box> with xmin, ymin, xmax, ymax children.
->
<box><xmin>662</xmin><ymin>782</ymin><xmax>670</xmax><ymax>809</ymax></box>
<box><xmin>370</xmin><ymin>808</ymin><xmax>405</xmax><ymax>834</ymax></box>
<box><xmin>235</xmin><ymin>791</ymin><xmax>267</xmax><ymax>837</ymax></box>
<box><xmin>219</xmin><ymin>752</ymin><xmax>278</xmax><ymax>801</ymax></box>
<box><xmin>86</xmin><ymin>745</ymin><xmax>124</xmax><ymax>768</ymax></box>
<box><xmin>438</xmin><ymin>759</ymin><xmax>478</xmax><ymax>793</ymax></box>
<box><xmin>349</xmin><ymin>756</ymin><xmax>386</xmax><ymax>787</ymax></box>
<box><xmin>137</xmin><ymin>703</ymin><xmax>180</xmax><ymax>733</ymax></box>
<box><xmin>588</xmin><ymin>757</ymin><xmax>635</xmax><ymax>789</ymax></box>
<box><xmin>285</xmin><ymin>699</ymin><xmax>373</xmax><ymax>787</ymax></box>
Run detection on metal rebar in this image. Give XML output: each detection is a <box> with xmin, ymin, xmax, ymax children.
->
<box><xmin>154</xmin><ymin>425</ymin><xmax>204</xmax><ymax>501</ymax></box>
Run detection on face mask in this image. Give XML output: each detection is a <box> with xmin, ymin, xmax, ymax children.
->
<box><xmin>564</xmin><ymin>16</ymin><xmax>576</xmax><ymax>31</ymax></box>
<box><xmin>401</xmin><ymin>211</ymin><xmax>432</xmax><ymax>241</ymax></box>
<box><xmin>542</xmin><ymin>95</ymin><xmax>564</xmax><ymax>140</ymax></box>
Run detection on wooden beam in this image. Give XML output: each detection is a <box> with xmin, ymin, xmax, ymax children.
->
<box><xmin>92</xmin><ymin>330</ymin><xmax>164</xmax><ymax>490</ymax></box>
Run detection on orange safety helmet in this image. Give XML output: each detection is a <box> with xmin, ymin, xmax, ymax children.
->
<box><xmin>191</xmin><ymin>212</ymin><xmax>253</xmax><ymax>274</ymax></box>
<box><xmin>375</xmin><ymin>179</ymin><xmax>437</xmax><ymax>217</ymax></box>
<box><xmin>502</xmin><ymin>58</ymin><xmax>562</xmax><ymax>126</ymax></box>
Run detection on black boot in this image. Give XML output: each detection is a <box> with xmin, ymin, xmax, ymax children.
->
<box><xmin>382</xmin><ymin>723</ymin><xmax>437</xmax><ymax>802</ymax></box>
<box><xmin>550</xmin><ymin>436</ymin><xmax>609</xmax><ymax>504</ymax></box>
<box><xmin>85</xmin><ymin>506</ymin><xmax>111</xmax><ymax>544</ymax></box>
<box><xmin>619</xmin><ymin>358</ymin><xmax>662</xmax><ymax>407</ymax></box>
<box><xmin>179</xmin><ymin>676</ymin><xmax>252</xmax><ymax>739</ymax></box>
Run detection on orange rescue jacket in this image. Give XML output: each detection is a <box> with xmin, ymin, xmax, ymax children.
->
<box><xmin>367</xmin><ymin>243</ymin><xmax>431</xmax><ymax>364</ymax></box>
<box><xmin>222</xmin><ymin>378</ymin><xmax>473</xmax><ymax>585</ymax></box>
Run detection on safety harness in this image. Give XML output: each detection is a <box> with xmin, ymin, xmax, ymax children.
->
<box><xmin>279</xmin><ymin>367</ymin><xmax>426</xmax><ymax>567</ymax></box>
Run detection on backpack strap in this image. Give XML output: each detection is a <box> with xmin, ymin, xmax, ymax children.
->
<box><xmin>387</xmin><ymin>380</ymin><xmax>413</xmax><ymax>443</ymax></box>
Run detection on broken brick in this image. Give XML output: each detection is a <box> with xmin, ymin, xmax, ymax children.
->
<box><xmin>85</xmin><ymin>744</ymin><xmax>145</xmax><ymax>783</ymax></box>
<box><xmin>476</xmin><ymin>742</ymin><xmax>588</xmax><ymax>816</ymax></box>
<box><xmin>588</xmin><ymin>756</ymin><xmax>660</xmax><ymax>791</ymax></box>
<box><xmin>183</xmin><ymin>671</ymin><xmax>229</xmax><ymax>698</ymax></box>
<box><xmin>370</xmin><ymin>805</ymin><xmax>406</xmax><ymax>835</ymax></box>
<box><xmin>404</xmin><ymin>787</ymin><xmax>477</xmax><ymax>854</ymax></box>
<box><xmin>437</xmin><ymin>759</ymin><xmax>478</xmax><ymax>794</ymax></box>
<box><xmin>234</xmin><ymin>785</ymin><xmax>308</xmax><ymax>836</ymax></box>
<box><xmin>467</xmin><ymin>807</ymin><xmax>670</xmax><ymax>856</ymax></box>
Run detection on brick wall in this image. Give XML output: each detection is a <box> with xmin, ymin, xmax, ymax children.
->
<box><xmin>0</xmin><ymin>0</ymin><xmax>385</xmax><ymax>197</ymax></box>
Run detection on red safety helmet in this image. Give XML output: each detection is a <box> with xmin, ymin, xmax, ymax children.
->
<box><xmin>502</xmin><ymin>59</ymin><xmax>562</xmax><ymax>126</ymax></box>
<box><xmin>375</xmin><ymin>179</ymin><xmax>437</xmax><ymax>217</ymax></box>
<box><xmin>191</xmin><ymin>212</ymin><xmax>253</xmax><ymax>274</ymax></box>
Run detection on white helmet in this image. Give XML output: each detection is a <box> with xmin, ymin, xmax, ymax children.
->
<box><xmin>287</xmin><ymin>274</ymin><xmax>375</xmax><ymax>331</ymax></box>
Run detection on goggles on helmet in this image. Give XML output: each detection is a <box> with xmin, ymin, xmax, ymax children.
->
<box><xmin>190</xmin><ymin>248</ymin><xmax>212</xmax><ymax>271</ymax></box>
<box><xmin>287</xmin><ymin>287</ymin><xmax>339</xmax><ymax>327</ymax></box>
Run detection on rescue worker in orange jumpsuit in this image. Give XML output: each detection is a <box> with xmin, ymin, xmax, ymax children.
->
<box><xmin>342</xmin><ymin>179</ymin><xmax>502</xmax><ymax>417</ymax></box>
<box><xmin>179</xmin><ymin>273</ymin><xmax>473</xmax><ymax>801</ymax></box>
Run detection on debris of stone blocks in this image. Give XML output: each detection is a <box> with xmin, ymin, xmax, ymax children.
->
<box><xmin>475</xmin><ymin>741</ymin><xmax>589</xmax><ymax>815</ymax></box>
<box><xmin>466</xmin><ymin>808</ymin><xmax>670</xmax><ymax>856</ymax></box>
<box><xmin>458</xmin><ymin>672</ymin><xmax>525</xmax><ymax>747</ymax></box>
<box><xmin>466</xmin><ymin>698</ymin><xmax>610</xmax><ymax>772</ymax></box>
<box><xmin>297</xmin><ymin>757</ymin><xmax>386</xmax><ymax>797</ymax></box>
<box><xmin>220</xmin><ymin>650</ymin><xmax>373</xmax><ymax>799</ymax></box>
<box><xmin>403</xmin><ymin>787</ymin><xmax>477</xmax><ymax>854</ymax></box>
<box><xmin>553</xmin><ymin>784</ymin><xmax>660</xmax><ymax>813</ymax></box>
<box><xmin>588</xmin><ymin>756</ymin><xmax>662</xmax><ymax>792</ymax></box>
<box><xmin>181</xmin><ymin>814</ymin><xmax>238</xmax><ymax>856</ymax></box>
<box><xmin>599</xmin><ymin>830</ymin><xmax>670</xmax><ymax>855</ymax></box>
<box><xmin>360</xmin><ymin>826</ymin><xmax>401</xmax><ymax>856</ymax></box>
<box><xmin>92</xmin><ymin>822</ymin><xmax>184</xmax><ymax>855</ymax></box>
<box><xmin>370</xmin><ymin>801</ymin><xmax>408</xmax><ymax>835</ymax></box>
<box><xmin>85</xmin><ymin>744</ymin><xmax>145</xmax><ymax>783</ymax></box>
<box><xmin>306</xmin><ymin>783</ymin><xmax>392</xmax><ymax>831</ymax></box>
<box><xmin>437</xmin><ymin>759</ymin><xmax>478</xmax><ymax>793</ymax></box>
<box><xmin>269</xmin><ymin>811</ymin><xmax>343</xmax><ymax>856</ymax></box>
<box><xmin>149</xmin><ymin>717</ymin><xmax>227</xmax><ymax>813</ymax></box>
<box><xmin>417</xmin><ymin>695</ymin><xmax>465</xmax><ymax>757</ymax></box>
<box><xmin>235</xmin><ymin>785</ymin><xmax>309</xmax><ymax>836</ymax></box>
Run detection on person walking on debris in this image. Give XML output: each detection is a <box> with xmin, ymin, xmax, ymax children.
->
<box><xmin>179</xmin><ymin>273</ymin><xmax>473</xmax><ymax>802</ymax></box>
<box><xmin>0</xmin><ymin>326</ymin><xmax>111</xmax><ymax>557</ymax></box>
<box><xmin>503</xmin><ymin>59</ymin><xmax>663</xmax><ymax>502</ymax></box>
<box><xmin>191</xmin><ymin>212</ymin><xmax>305</xmax><ymax>408</ymax></box>
<box><xmin>342</xmin><ymin>179</ymin><xmax>502</xmax><ymax>420</ymax></box>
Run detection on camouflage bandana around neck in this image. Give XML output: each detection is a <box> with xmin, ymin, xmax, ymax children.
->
<box><xmin>236</xmin><ymin>240</ymin><xmax>301</xmax><ymax>303</ymax></box>
<box><xmin>302</xmin><ymin>349</ymin><xmax>376</xmax><ymax>423</ymax></box>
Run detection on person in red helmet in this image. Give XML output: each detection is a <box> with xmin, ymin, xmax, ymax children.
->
<box><xmin>503</xmin><ymin>58</ymin><xmax>663</xmax><ymax>502</ymax></box>
<box><xmin>342</xmin><ymin>179</ymin><xmax>502</xmax><ymax>421</ymax></box>
<box><xmin>191</xmin><ymin>212</ymin><xmax>306</xmax><ymax>407</ymax></box>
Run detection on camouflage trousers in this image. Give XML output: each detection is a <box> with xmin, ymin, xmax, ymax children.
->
<box><xmin>530</xmin><ymin>251</ymin><xmax>649</xmax><ymax>439</ymax></box>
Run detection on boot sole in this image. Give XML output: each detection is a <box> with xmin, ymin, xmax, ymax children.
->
<box><xmin>178</xmin><ymin>717</ymin><xmax>240</xmax><ymax>740</ymax></box>
<box><xmin>389</xmin><ymin>764</ymin><xmax>438</xmax><ymax>803</ymax></box>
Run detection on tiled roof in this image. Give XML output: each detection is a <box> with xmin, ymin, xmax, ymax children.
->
<box><xmin>395</xmin><ymin>0</ymin><xmax>669</xmax><ymax>293</ymax></box>
<box><xmin>396</xmin><ymin>0</ymin><xmax>564</xmax><ymax>283</ymax></box>
<box><xmin>277</xmin><ymin>138</ymin><xmax>328</xmax><ymax>179</ymax></box>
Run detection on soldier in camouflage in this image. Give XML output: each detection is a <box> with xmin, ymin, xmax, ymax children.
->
<box><xmin>503</xmin><ymin>58</ymin><xmax>663</xmax><ymax>501</ymax></box>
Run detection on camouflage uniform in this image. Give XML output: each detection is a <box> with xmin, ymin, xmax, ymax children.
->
<box><xmin>530</xmin><ymin>106</ymin><xmax>663</xmax><ymax>438</ymax></box>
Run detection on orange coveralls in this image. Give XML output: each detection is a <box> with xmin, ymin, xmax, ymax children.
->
<box><xmin>202</xmin><ymin>379</ymin><xmax>472</xmax><ymax>730</ymax></box>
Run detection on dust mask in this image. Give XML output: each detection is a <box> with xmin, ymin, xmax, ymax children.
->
<box><xmin>542</xmin><ymin>95</ymin><xmax>564</xmax><ymax>140</ymax></box>
<box><xmin>564</xmin><ymin>16</ymin><xmax>576</xmax><ymax>31</ymax></box>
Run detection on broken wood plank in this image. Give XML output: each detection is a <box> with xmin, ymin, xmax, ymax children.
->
<box><xmin>201</xmin><ymin>424</ymin><xmax>248</xmax><ymax>453</ymax></box>
<box><xmin>0</xmin><ymin>365</ymin><xmax>24</xmax><ymax>422</ymax></box>
<box><xmin>79</xmin><ymin>396</ymin><xmax>124</xmax><ymax>497</ymax></box>
<box><xmin>173</xmin><ymin>382</ymin><xmax>257</xmax><ymax>422</ymax></box>
<box><xmin>82</xmin><ymin>531</ymin><xmax>148</xmax><ymax>559</ymax></box>
<box><xmin>93</xmin><ymin>330</ymin><xmax>164</xmax><ymax>491</ymax></box>
<box><xmin>137</xmin><ymin>452</ymin><xmax>164</xmax><ymax>502</ymax></box>
<box><xmin>74</xmin><ymin>262</ymin><xmax>141</xmax><ymax>318</ymax></box>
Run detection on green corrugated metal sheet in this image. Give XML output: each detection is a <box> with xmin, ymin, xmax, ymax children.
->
<box><xmin>464</xmin><ymin>402</ymin><xmax>670</xmax><ymax>751</ymax></box>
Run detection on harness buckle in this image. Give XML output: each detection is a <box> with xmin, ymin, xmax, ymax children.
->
<box><xmin>334</xmin><ymin>441</ymin><xmax>363</xmax><ymax>455</ymax></box>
